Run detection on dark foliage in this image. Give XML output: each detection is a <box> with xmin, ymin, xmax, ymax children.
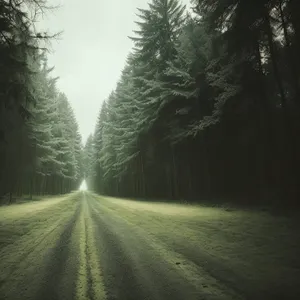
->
<box><xmin>85</xmin><ymin>0</ymin><xmax>300</xmax><ymax>206</ymax></box>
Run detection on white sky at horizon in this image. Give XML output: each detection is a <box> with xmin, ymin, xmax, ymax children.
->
<box><xmin>38</xmin><ymin>0</ymin><xmax>192</xmax><ymax>145</ymax></box>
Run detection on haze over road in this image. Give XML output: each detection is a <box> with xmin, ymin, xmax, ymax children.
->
<box><xmin>0</xmin><ymin>192</ymin><xmax>299</xmax><ymax>300</ymax></box>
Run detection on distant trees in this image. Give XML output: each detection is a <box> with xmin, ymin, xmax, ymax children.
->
<box><xmin>85</xmin><ymin>0</ymin><xmax>300</xmax><ymax>205</ymax></box>
<box><xmin>0</xmin><ymin>0</ymin><xmax>83</xmax><ymax>201</ymax></box>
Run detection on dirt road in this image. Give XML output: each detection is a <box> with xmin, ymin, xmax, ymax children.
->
<box><xmin>0</xmin><ymin>192</ymin><xmax>299</xmax><ymax>300</ymax></box>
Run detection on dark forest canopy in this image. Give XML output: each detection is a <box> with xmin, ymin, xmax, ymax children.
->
<box><xmin>0</xmin><ymin>0</ymin><xmax>83</xmax><ymax>201</ymax></box>
<box><xmin>84</xmin><ymin>0</ymin><xmax>300</xmax><ymax>206</ymax></box>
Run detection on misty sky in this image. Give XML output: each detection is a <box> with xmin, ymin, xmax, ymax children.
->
<box><xmin>38</xmin><ymin>0</ymin><xmax>191</xmax><ymax>144</ymax></box>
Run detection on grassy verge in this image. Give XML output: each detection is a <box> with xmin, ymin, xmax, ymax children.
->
<box><xmin>0</xmin><ymin>193</ymin><xmax>79</xmax><ymax>247</ymax></box>
<box><xmin>93</xmin><ymin>194</ymin><xmax>300</xmax><ymax>298</ymax></box>
<box><xmin>0</xmin><ymin>193</ymin><xmax>80</xmax><ymax>299</ymax></box>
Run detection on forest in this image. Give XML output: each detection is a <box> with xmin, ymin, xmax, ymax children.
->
<box><xmin>1</xmin><ymin>0</ymin><xmax>300</xmax><ymax>206</ymax></box>
<box><xmin>1</xmin><ymin>2</ymin><xmax>300</xmax><ymax>299</ymax></box>
<box><xmin>84</xmin><ymin>0</ymin><xmax>300</xmax><ymax>206</ymax></box>
<box><xmin>0</xmin><ymin>0</ymin><xmax>83</xmax><ymax>201</ymax></box>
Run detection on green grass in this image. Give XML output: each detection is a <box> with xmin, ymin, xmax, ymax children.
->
<box><xmin>93</xmin><ymin>194</ymin><xmax>300</xmax><ymax>298</ymax></box>
<box><xmin>0</xmin><ymin>193</ymin><xmax>80</xmax><ymax>297</ymax></box>
<box><xmin>1</xmin><ymin>191</ymin><xmax>299</xmax><ymax>299</ymax></box>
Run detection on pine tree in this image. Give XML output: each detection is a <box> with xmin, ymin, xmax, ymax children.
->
<box><xmin>86</xmin><ymin>0</ymin><xmax>300</xmax><ymax>205</ymax></box>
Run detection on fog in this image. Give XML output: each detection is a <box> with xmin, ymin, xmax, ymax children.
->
<box><xmin>38</xmin><ymin>0</ymin><xmax>191</xmax><ymax>144</ymax></box>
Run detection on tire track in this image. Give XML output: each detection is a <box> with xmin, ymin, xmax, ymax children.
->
<box><xmin>87</xmin><ymin>194</ymin><xmax>209</xmax><ymax>300</ymax></box>
<box><xmin>34</xmin><ymin>198</ymin><xmax>81</xmax><ymax>300</ymax></box>
<box><xmin>0</xmin><ymin>194</ymin><xmax>81</xmax><ymax>300</ymax></box>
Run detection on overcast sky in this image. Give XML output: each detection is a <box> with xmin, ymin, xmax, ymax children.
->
<box><xmin>38</xmin><ymin>0</ymin><xmax>191</xmax><ymax>144</ymax></box>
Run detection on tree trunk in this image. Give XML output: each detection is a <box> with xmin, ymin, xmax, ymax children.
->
<box><xmin>166</xmin><ymin>164</ymin><xmax>173</xmax><ymax>199</ymax></box>
<box><xmin>170</xmin><ymin>145</ymin><xmax>179</xmax><ymax>199</ymax></box>
<box><xmin>254</xmin><ymin>37</ymin><xmax>275</xmax><ymax>198</ymax></box>
<box><xmin>265</xmin><ymin>12</ymin><xmax>287</xmax><ymax>107</ymax></box>
<box><xmin>279</xmin><ymin>1</ymin><xmax>300</xmax><ymax>103</ymax></box>
<box><xmin>40</xmin><ymin>176</ymin><xmax>45</xmax><ymax>195</ymax></box>
<box><xmin>140</xmin><ymin>153</ymin><xmax>146</xmax><ymax>197</ymax></box>
<box><xmin>61</xmin><ymin>178</ymin><xmax>63</xmax><ymax>194</ymax></box>
<box><xmin>186</xmin><ymin>160</ymin><xmax>193</xmax><ymax>200</ymax></box>
<box><xmin>30</xmin><ymin>174</ymin><xmax>34</xmax><ymax>200</ymax></box>
<box><xmin>289</xmin><ymin>0</ymin><xmax>300</xmax><ymax>75</ymax></box>
<box><xmin>203</xmin><ymin>132</ymin><xmax>212</xmax><ymax>198</ymax></box>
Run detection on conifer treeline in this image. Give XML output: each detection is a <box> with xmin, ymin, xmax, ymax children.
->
<box><xmin>85</xmin><ymin>0</ymin><xmax>300</xmax><ymax>205</ymax></box>
<box><xmin>0</xmin><ymin>0</ymin><xmax>83</xmax><ymax>201</ymax></box>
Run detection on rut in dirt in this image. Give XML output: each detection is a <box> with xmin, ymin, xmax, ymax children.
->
<box><xmin>34</xmin><ymin>200</ymin><xmax>81</xmax><ymax>300</ymax></box>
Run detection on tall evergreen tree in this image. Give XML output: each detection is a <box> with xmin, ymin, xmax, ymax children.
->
<box><xmin>0</xmin><ymin>0</ymin><xmax>83</xmax><ymax>200</ymax></box>
<box><xmin>86</xmin><ymin>0</ymin><xmax>300</xmax><ymax>205</ymax></box>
